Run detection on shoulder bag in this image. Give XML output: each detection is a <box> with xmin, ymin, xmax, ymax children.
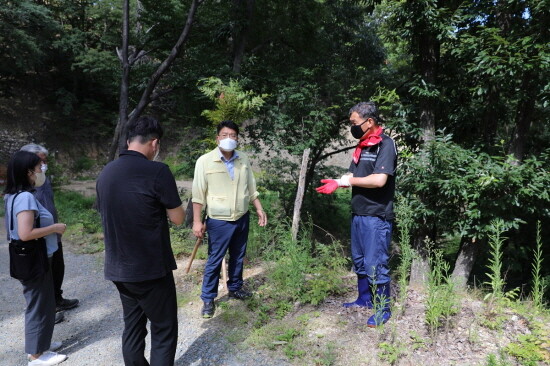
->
<box><xmin>8</xmin><ymin>192</ymin><xmax>49</xmax><ymax>281</ymax></box>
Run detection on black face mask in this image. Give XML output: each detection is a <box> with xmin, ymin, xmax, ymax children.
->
<box><xmin>350</xmin><ymin>120</ymin><xmax>368</xmax><ymax>139</ymax></box>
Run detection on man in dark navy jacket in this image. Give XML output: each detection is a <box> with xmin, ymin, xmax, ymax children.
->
<box><xmin>317</xmin><ymin>101</ymin><xmax>397</xmax><ymax>328</ymax></box>
<box><xmin>96</xmin><ymin>116</ymin><xmax>185</xmax><ymax>366</ymax></box>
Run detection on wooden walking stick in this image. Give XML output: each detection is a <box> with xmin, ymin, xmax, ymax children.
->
<box><xmin>185</xmin><ymin>235</ymin><xmax>203</xmax><ymax>274</ymax></box>
<box><xmin>185</xmin><ymin>201</ymin><xmax>206</xmax><ymax>274</ymax></box>
<box><xmin>221</xmin><ymin>256</ymin><xmax>228</xmax><ymax>289</ymax></box>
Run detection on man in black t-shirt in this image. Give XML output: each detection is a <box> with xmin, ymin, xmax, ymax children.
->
<box><xmin>96</xmin><ymin>116</ymin><xmax>185</xmax><ymax>366</ymax></box>
<box><xmin>317</xmin><ymin>101</ymin><xmax>397</xmax><ymax>328</ymax></box>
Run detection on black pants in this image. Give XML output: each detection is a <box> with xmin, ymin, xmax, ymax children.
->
<box><xmin>21</xmin><ymin>259</ymin><xmax>56</xmax><ymax>354</ymax></box>
<box><xmin>52</xmin><ymin>241</ymin><xmax>65</xmax><ymax>302</ymax></box>
<box><xmin>114</xmin><ymin>272</ymin><xmax>178</xmax><ymax>366</ymax></box>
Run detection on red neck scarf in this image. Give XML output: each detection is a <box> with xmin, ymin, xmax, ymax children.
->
<box><xmin>353</xmin><ymin>126</ymin><xmax>383</xmax><ymax>164</ymax></box>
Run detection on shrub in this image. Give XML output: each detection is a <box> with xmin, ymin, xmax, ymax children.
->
<box><xmin>263</xmin><ymin>219</ymin><xmax>347</xmax><ymax>306</ymax></box>
<box><xmin>54</xmin><ymin>190</ymin><xmax>103</xmax><ymax>253</ymax></box>
<box><xmin>73</xmin><ymin>156</ymin><xmax>95</xmax><ymax>173</ymax></box>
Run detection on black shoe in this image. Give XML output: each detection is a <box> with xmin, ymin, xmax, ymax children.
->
<box><xmin>55</xmin><ymin>311</ymin><xmax>65</xmax><ymax>324</ymax></box>
<box><xmin>201</xmin><ymin>301</ymin><xmax>215</xmax><ymax>319</ymax></box>
<box><xmin>228</xmin><ymin>288</ymin><xmax>252</xmax><ymax>300</ymax></box>
<box><xmin>56</xmin><ymin>297</ymin><xmax>79</xmax><ymax>312</ymax></box>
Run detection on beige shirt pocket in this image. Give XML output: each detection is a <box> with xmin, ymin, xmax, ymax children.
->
<box><xmin>208</xmin><ymin>195</ymin><xmax>231</xmax><ymax>217</ymax></box>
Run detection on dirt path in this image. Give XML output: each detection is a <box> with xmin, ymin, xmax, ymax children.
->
<box><xmin>58</xmin><ymin>180</ymin><xmax>192</xmax><ymax>198</ymax></box>
<box><xmin>0</xmin><ymin>218</ymin><xmax>287</xmax><ymax>366</ymax></box>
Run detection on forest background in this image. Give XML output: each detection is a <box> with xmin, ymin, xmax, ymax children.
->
<box><xmin>1</xmin><ymin>1</ymin><xmax>549</xmax><ymax>365</ymax></box>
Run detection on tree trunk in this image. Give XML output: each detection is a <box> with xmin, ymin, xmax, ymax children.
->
<box><xmin>108</xmin><ymin>0</ymin><xmax>204</xmax><ymax>161</ymax></box>
<box><xmin>291</xmin><ymin>148</ymin><xmax>310</xmax><ymax>241</ymax></box>
<box><xmin>482</xmin><ymin>88</ymin><xmax>499</xmax><ymax>146</ymax></box>
<box><xmin>109</xmin><ymin>0</ymin><xmax>130</xmax><ymax>161</ymax></box>
<box><xmin>231</xmin><ymin>0</ymin><xmax>255</xmax><ymax>74</ymax></box>
<box><xmin>451</xmin><ymin>237</ymin><xmax>480</xmax><ymax>289</ymax></box>
<box><xmin>508</xmin><ymin>75</ymin><xmax>535</xmax><ymax>165</ymax></box>
<box><xmin>409</xmin><ymin>235</ymin><xmax>430</xmax><ymax>289</ymax></box>
<box><xmin>417</xmin><ymin>30</ymin><xmax>439</xmax><ymax>142</ymax></box>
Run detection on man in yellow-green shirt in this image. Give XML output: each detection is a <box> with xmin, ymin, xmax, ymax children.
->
<box><xmin>192</xmin><ymin>120</ymin><xmax>267</xmax><ymax>318</ymax></box>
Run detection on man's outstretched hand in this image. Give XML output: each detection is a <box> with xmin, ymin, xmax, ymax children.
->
<box><xmin>316</xmin><ymin>179</ymin><xmax>339</xmax><ymax>194</ymax></box>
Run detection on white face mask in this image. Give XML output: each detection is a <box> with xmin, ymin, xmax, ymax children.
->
<box><xmin>219</xmin><ymin>138</ymin><xmax>237</xmax><ymax>152</ymax></box>
<box><xmin>220</xmin><ymin>137</ymin><xmax>237</xmax><ymax>151</ymax></box>
<box><xmin>33</xmin><ymin>171</ymin><xmax>46</xmax><ymax>187</ymax></box>
<box><xmin>41</xmin><ymin>163</ymin><xmax>48</xmax><ymax>172</ymax></box>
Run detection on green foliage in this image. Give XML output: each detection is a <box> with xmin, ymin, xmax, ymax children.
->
<box><xmin>55</xmin><ymin>190</ymin><xmax>100</xmax><ymax>233</ymax></box>
<box><xmin>246</xmin><ymin>190</ymin><xmax>280</xmax><ymax>260</ymax></box>
<box><xmin>480</xmin><ymin>220</ymin><xmax>525</xmax><ymax>331</ymax></box>
<box><xmin>394</xmin><ymin>196</ymin><xmax>415</xmax><ymax>315</ymax></box>
<box><xmin>485</xmin><ymin>350</ymin><xmax>513</xmax><ymax>366</ymax></box>
<box><xmin>531</xmin><ymin>221</ymin><xmax>547</xmax><ymax>310</ymax></box>
<box><xmin>54</xmin><ymin>190</ymin><xmax>103</xmax><ymax>253</ymax></box>
<box><xmin>409</xmin><ymin>331</ymin><xmax>428</xmax><ymax>350</ymax></box>
<box><xmin>0</xmin><ymin>0</ymin><xmax>60</xmax><ymax>78</ymax></box>
<box><xmin>375</xmin><ymin>0</ymin><xmax>550</xmax><ymax>153</ymax></box>
<box><xmin>259</xmin><ymin>218</ymin><xmax>347</xmax><ymax>307</ymax></box>
<box><xmin>169</xmin><ymin>225</ymin><xmax>196</xmax><ymax>258</ymax></box>
<box><xmin>170</xmin><ymin>126</ymin><xmax>212</xmax><ymax>178</ymax></box>
<box><xmin>505</xmin><ymin>334</ymin><xmax>545</xmax><ymax>366</ymax></box>
<box><xmin>198</xmin><ymin>77</ymin><xmax>267</xmax><ymax>126</ymax></box>
<box><xmin>400</xmin><ymin>136</ymin><xmax>550</xmax><ymax>243</ymax></box>
<box><xmin>399</xmin><ymin>134</ymin><xmax>550</xmax><ymax>289</ymax></box>
<box><xmin>315</xmin><ymin>342</ymin><xmax>337</xmax><ymax>366</ymax></box>
<box><xmin>72</xmin><ymin>156</ymin><xmax>95</xmax><ymax>173</ymax></box>
<box><xmin>250</xmin><ymin>76</ymin><xmax>348</xmax><ymax>157</ymax></box>
<box><xmin>425</xmin><ymin>244</ymin><xmax>460</xmax><ymax>335</ymax></box>
<box><xmin>378</xmin><ymin>341</ymin><xmax>405</xmax><ymax>365</ymax></box>
<box><xmin>483</xmin><ymin>219</ymin><xmax>521</xmax><ymax>308</ymax></box>
<box><xmin>506</xmin><ymin>321</ymin><xmax>550</xmax><ymax>365</ymax></box>
<box><xmin>484</xmin><ymin>219</ymin><xmax>508</xmax><ymax>301</ymax></box>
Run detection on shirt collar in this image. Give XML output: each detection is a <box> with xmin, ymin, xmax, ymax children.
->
<box><xmin>120</xmin><ymin>150</ymin><xmax>149</xmax><ymax>160</ymax></box>
<box><xmin>217</xmin><ymin>147</ymin><xmax>239</xmax><ymax>162</ymax></box>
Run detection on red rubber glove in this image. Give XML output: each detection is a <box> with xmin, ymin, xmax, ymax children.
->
<box><xmin>316</xmin><ymin>179</ymin><xmax>339</xmax><ymax>194</ymax></box>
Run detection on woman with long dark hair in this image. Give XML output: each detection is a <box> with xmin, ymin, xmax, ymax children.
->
<box><xmin>4</xmin><ymin>151</ymin><xmax>68</xmax><ymax>365</ymax></box>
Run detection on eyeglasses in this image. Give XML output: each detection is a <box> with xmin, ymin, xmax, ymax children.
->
<box><xmin>349</xmin><ymin>119</ymin><xmax>368</xmax><ymax>126</ymax></box>
<box><xmin>219</xmin><ymin>133</ymin><xmax>238</xmax><ymax>139</ymax></box>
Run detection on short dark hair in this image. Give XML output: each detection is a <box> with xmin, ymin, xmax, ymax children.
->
<box><xmin>4</xmin><ymin>151</ymin><xmax>41</xmax><ymax>194</ymax></box>
<box><xmin>216</xmin><ymin>120</ymin><xmax>239</xmax><ymax>136</ymax></box>
<box><xmin>349</xmin><ymin>102</ymin><xmax>380</xmax><ymax>124</ymax></box>
<box><xmin>127</xmin><ymin>116</ymin><xmax>164</xmax><ymax>144</ymax></box>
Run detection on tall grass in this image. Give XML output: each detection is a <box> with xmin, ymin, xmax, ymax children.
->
<box><xmin>425</xmin><ymin>243</ymin><xmax>459</xmax><ymax>336</ymax></box>
<box><xmin>246</xmin><ymin>190</ymin><xmax>280</xmax><ymax>261</ymax></box>
<box><xmin>484</xmin><ymin>219</ymin><xmax>507</xmax><ymax>301</ymax></box>
<box><xmin>395</xmin><ymin>198</ymin><xmax>415</xmax><ymax>315</ymax></box>
<box><xmin>263</xmin><ymin>219</ymin><xmax>347</xmax><ymax>306</ymax></box>
<box><xmin>531</xmin><ymin>221</ymin><xmax>546</xmax><ymax>310</ymax></box>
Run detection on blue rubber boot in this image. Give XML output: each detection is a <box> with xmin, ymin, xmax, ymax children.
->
<box><xmin>367</xmin><ymin>282</ymin><xmax>391</xmax><ymax>327</ymax></box>
<box><xmin>343</xmin><ymin>275</ymin><xmax>373</xmax><ymax>308</ymax></box>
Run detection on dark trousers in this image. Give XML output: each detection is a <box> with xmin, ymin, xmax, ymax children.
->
<box><xmin>113</xmin><ymin>272</ymin><xmax>178</xmax><ymax>366</ymax></box>
<box><xmin>201</xmin><ymin>212</ymin><xmax>249</xmax><ymax>301</ymax></box>
<box><xmin>21</xmin><ymin>260</ymin><xmax>56</xmax><ymax>354</ymax></box>
<box><xmin>52</xmin><ymin>241</ymin><xmax>65</xmax><ymax>302</ymax></box>
<box><xmin>351</xmin><ymin>215</ymin><xmax>393</xmax><ymax>284</ymax></box>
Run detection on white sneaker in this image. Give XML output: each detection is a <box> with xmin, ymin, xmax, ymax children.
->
<box><xmin>28</xmin><ymin>351</ymin><xmax>67</xmax><ymax>365</ymax></box>
<box><xmin>49</xmin><ymin>341</ymin><xmax>62</xmax><ymax>351</ymax></box>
